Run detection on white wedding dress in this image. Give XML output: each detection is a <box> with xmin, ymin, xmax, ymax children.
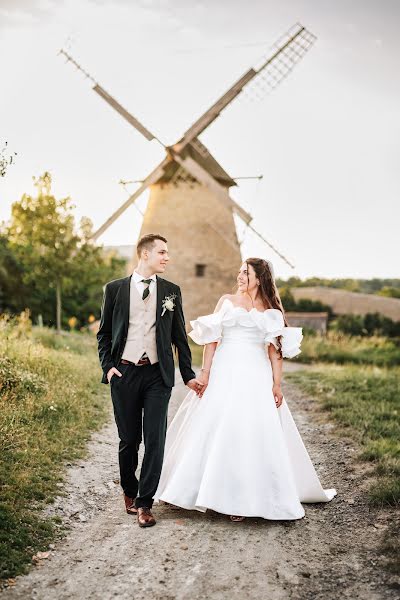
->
<box><xmin>155</xmin><ymin>298</ymin><xmax>337</xmax><ymax>520</ymax></box>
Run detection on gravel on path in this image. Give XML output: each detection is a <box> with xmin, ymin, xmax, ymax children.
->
<box><xmin>3</xmin><ymin>365</ymin><xmax>399</xmax><ymax>600</ymax></box>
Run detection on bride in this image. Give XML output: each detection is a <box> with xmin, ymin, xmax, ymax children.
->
<box><xmin>155</xmin><ymin>258</ymin><xmax>337</xmax><ymax>521</ymax></box>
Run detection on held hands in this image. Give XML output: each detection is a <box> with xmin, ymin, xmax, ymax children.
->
<box><xmin>186</xmin><ymin>378</ymin><xmax>205</xmax><ymax>396</ymax></box>
<box><xmin>187</xmin><ymin>369</ymin><xmax>209</xmax><ymax>398</ymax></box>
<box><xmin>197</xmin><ymin>369</ymin><xmax>209</xmax><ymax>398</ymax></box>
<box><xmin>107</xmin><ymin>367</ymin><xmax>122</xmax><ymax>383</ymax></box>
<box><xmin>273</xmin><ymin>383</ymin><xmax>283</xmax><ymax>408</ymax></box>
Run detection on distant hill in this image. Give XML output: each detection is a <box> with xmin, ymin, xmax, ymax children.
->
<box><xmin>277</xmin><ymin>277</ymin><xmax>400</xmax><ymax>296</ymax></box>
<box><xmin>291</xmin><ymin>287</ymin><xmax>400</xmax><ymax>322</ymax></box>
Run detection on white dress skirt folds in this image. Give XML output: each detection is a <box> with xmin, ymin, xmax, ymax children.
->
<box><xmin>155</xmin><ymin>299</ymin><xmax>337</xmax><ymax>520</ymax></box>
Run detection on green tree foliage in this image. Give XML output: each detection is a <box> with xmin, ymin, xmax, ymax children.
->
<box><xmin>378</xmin><ymin>286</ymin><xmax>400</xmax><ymax>299</ymax></box>
<box><xmin>0</xmin><ymin>234</ymin><xmax>30</xmax><ymax>313</ymax></box>
<box><xmin>2</xmin><ymin>173</ymin><xmax>126</xmax><ymax>330</ymax></box>
<box><xmin>279</xmin><ymin>286</ymin><xmax>332</xmax><ymax>315</ymax></box>
<box><xmin>61</xmin><ymin>217</ymin><xmax>126</xmax><ymax>329</ymax></box>
<box><xmin>295</xmin><ymin>298</ymin><xmax>333</xmax><ymax>315</ymax></box>
<box><xmin>278</xmin><ymin>286</ymin><xmax>296</xmax><ymax>311</ymax></box>
<box><xmin>276</xmin><ymin>277</ymin><xmax>400</xmax><ymax>295</ymax></box>
<box><xmin>331</xmin><ymin>313</ymin><xmax>400</xmax><ymax>338</ymax></box>
<box><xmin>7</xmin><ymin>173</ymin><xmax>78</xmax><ymax>333</ymax></box>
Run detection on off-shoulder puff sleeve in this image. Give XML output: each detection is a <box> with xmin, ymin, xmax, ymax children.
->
<box><xmin>261</xmin><ymin>311</ymin><xmax>302</xmax><ymax>358</ymax></box>
<box><xmin>281</xmin><ymin>327</ymin><xmax>303</xmax><ymax>358</ymax></box>
<box><xmin>188</xmin><ymin>312</ymin><xmax>223</xmax><ymax>345</ymax></box>
<box><xmin>266</xmin><ymin>325</ymin><xmax>303</xmax><ymax>359</ymax></box>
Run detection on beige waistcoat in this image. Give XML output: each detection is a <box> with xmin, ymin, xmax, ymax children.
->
<box><xmin>121</xmin><ymin>281</ymin><xmax>158</xmax><ymax>364</ymax></box>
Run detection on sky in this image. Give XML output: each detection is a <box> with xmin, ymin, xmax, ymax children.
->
<box><xmin>0</xmin><ymin>0</ymin><xmax>399</xmax><ymax>280</ymax></box>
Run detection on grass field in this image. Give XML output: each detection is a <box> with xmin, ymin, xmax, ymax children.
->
<box><xmin>0</xmin><ymin>323</ymin><xmax>107</xmax><ymax>580</ymax></box>
<box><xmin>286</xmin><ymin>364</ymin><xmax>400</xmax><ymax>506</ymax></box>
<box><xmin>287</xmin><ymin>332</ymin><xmax>400</xmax><ymax>505</ymax></box>
<box><xmin>286</xmin><ymin>362</ymin><xmax>400</xmax><ymax>571</ymax></box>
<box><xmin>296</xmin><ymin>332</ymin><xmax>400</xmax><ymax>367</ymax></box>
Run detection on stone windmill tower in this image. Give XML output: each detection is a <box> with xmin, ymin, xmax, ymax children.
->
<box><xmin>59</xmin><ymin>24</ymin><xmax>316</xmax><ymax>321</ymax></box>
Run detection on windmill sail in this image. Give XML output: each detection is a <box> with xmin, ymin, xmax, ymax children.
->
<box><xmin>93</xmin><ymin>85</ymin><xmax>155</xmax><ymax>141</ymax></box>
<box><xmin>58</xmin><ymin>48</ymin><xmax>157</xmax><ymax>143</ymax></box>
<box><xmin>59</xmin><ymin>23</ymin><xmax>316</xmax><ymax>269</ymax></box>
<box><xmin>91</xmin><ymin>160</ymin><xmax>168</xmax><ymax>240</ymax></box>
<box><xmin>174</xmin><ymin>23</ymin><xmax>316</xmax><ymax>154</ymax></box>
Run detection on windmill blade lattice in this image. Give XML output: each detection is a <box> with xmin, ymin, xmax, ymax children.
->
<box><xmin>174</xmin><ymin>23</ymin><xmax>316</xmax><ymax>152</ymax></box>
<box><xmin>242</xmin><ymin>23</ymin><xmax>317</xmax><ymax>101</ymax></box>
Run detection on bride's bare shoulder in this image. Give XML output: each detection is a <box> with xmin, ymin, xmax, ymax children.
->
<box><xmin>214</xmin><ymin>294</ymin><xmax>234</xmax><ymax>312</ymax></box>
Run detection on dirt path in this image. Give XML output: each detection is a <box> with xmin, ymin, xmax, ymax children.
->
<box><xmin>3</xmin><ymin>365</ymin><xmax>398</xmax><ymax>600</ymax></box>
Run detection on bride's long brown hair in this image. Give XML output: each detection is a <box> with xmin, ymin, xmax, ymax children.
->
<box><xmin>244</xmin><ymin>258</ymin><xmax>288</xmax><ymax>357</ymax></box>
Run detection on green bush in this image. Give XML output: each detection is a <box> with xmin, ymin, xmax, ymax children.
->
<box><xmin>331</xmin><ymin>312</ymin><xmax>400</xmax><ymax>338</ymax></box>
<box><xmin>279</xmin><ymin>286</ymin><xmax>332</xmax><ymax>314</ymax></box>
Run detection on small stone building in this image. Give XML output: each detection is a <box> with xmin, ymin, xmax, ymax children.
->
<box><xmin>286</xmin><ymin>311</ymin><xmax>328</xmax><ymax>334</ymax></box>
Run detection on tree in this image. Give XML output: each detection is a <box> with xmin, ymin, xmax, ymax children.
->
<box><xmin>7</xmin><ymin>173</ymin><xmax>79</xmax><ymax>333</ymax></box>
<box><xmin>330</xmin><ymin>312</ymin><xmax>400</xmax><ymax>338</ymax></box>
<box><xmin>0</xmin><ymin>140</ymin><xmax>17</xmax><ymax>178</ymax></box>
<box><xmin>378</xmin><ymin>286</ymin><xmax>400</xmax><ymax>299</ymax></box>
<box><xmin>0</xmin><ymin>233</ymin><xmax>30</xmax><ymax>313</ymax></box>
<box><xmin>61</xmin><ymin>217</ymin><xmax>126</xmax><ymax>328</ymax></box>
<box><xmin>279</xmin><ymin>286</ymin><xmax>296</xmax><ymax>311</ymax></box>
<box><xmin>295</xmin><ymin>298</ymin><xmax>333</xmax><ymax>315</ymax></box>
<box><xmin>5</xmin><ymin>174</ymin><xmax>127</xmax><ymax>330</ymax></box>
<box><xmin>278</xmin><ymin>286</ymin><xmax>332</xmax><ymax>315</ymax></box>
<box><xmin>331</xmin><ymin>314</ymin><xmax>365</xmax><ymax>336</ymax></box>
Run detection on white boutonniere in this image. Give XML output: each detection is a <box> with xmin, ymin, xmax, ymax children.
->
<box><xmin>161</xmin><ymin>293</ymin><xmax>177</xmax><ymax>316</ymax></box>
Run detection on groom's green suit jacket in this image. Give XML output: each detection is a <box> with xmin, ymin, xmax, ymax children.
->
<box><xmin>97</xmin><ymin>275</ymin><xmax>195</xmax><ymax>388</ymax></box>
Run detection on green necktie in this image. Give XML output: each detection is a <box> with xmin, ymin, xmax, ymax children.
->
<box><xmin>141</xmin><ymin>279</ymin><xmax>152</xmax><ymax>300</ymax></box>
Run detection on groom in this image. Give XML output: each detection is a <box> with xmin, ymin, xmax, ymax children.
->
<box><xmin>97</xmin><ymin>234</ymin><xmax>202</xmax><ymax>528</ymax></box>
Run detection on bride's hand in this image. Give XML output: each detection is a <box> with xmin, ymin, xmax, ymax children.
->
<box><xmin>272</xmin><ymin>383</ymin><xmax>283</xmax><ymax>408</ymax></box>
<box><xmin>198</xmin><ymin>370</ymin><xmax>209</xmax><ymax>398</ymax></box>
<box><xmin>186</xmin><ymin>378</ymin><xmax>205</xmax><ymax>396</ymax></box>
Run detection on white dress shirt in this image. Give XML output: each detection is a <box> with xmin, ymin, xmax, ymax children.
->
<box><xmin>132</xmin><ymin>270</ymin><xmax>157</xmax><ymax>298</ymax></box>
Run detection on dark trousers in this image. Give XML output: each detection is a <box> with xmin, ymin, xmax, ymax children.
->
<box><xmin>110</xmin><ymin>362</ymin><xmax>172</xmax><ymax>508</ymax></box>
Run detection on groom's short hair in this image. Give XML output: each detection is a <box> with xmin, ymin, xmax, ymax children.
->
<box><xmin>136</xmin><ymin>233</ymin><xmax>167</xmax><ymax>257</ymax></box>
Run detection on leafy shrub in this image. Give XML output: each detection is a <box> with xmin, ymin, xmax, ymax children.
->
<box><xmin>331</xmin><ymin>312</ymin><xmax>400</xmax><ymax>338</ymax></box>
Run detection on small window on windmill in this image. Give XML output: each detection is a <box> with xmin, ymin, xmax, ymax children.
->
<box><xmin>195</xmin><ymin>264</ymin><xmax>206</xmax><ymax>277</ymax></box>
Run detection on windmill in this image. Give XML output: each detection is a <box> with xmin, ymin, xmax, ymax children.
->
<box><xmin>59</xmin><ymin>24</ymin><xmax>316</xmax><ymax>321</ymax></box>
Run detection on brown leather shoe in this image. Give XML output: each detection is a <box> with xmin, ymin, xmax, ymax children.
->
<box><xmin>124</xmin><ymin>494</ymin><xmax>138</xmax><ymax>515</ymax></box>
<box><xmin>137</xmin><ymin>507</ymin><xmax>156</xmax><ymax>528</ymax></box>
